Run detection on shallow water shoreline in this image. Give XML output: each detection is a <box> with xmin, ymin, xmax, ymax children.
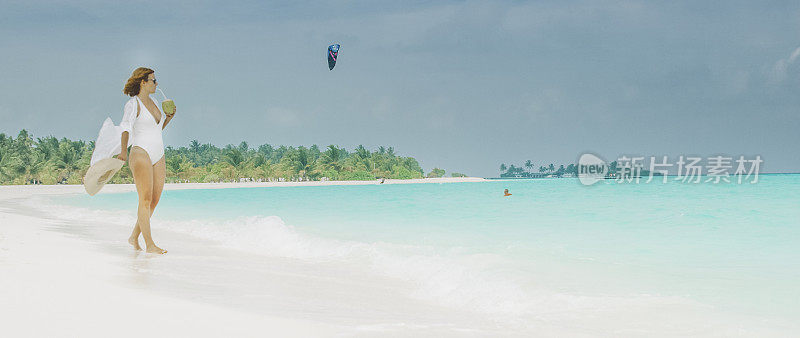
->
<box><xmin>0</xmin><ymin>176</ymin><xmax>486</xmax><ymax>200</ymax></box>
<box><xmin>0</xmin><ymin>198</ymin><xmax>348</xmax><ymax>337</ymax></box>
<box><xmin>0</xmin><ymin>178</ymin><xmax>526</xmax><ymax>337</ymax></box>
<box><xmin>2</xmin><ymin>177</ymin><xmax>797</xmax><ymax>337</ymax></box>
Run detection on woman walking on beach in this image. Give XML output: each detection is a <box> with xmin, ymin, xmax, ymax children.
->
<box><xmin>116</xmin><ymin>67</ymin><xmax>175</xmax><ymax>254</ymax></box>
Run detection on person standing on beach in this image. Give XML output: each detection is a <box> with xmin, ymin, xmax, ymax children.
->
<box><xmin>115</xmin><ymin>67</ymin><xmax>175</xmax><ymax>254</ymax></box>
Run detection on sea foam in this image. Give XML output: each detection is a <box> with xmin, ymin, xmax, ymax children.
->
<box><xmin>25</xmin><ymin>194</ymin><xmax>713</xmax><ymax>330</ymax></box>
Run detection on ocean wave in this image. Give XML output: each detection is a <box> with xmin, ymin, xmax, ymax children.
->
<box><xmin>25</xmin><ymin>195</ymin><xmax>709</xmax><ymax>326</ymax></box>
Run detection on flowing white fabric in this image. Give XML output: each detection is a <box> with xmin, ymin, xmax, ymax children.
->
<box><xmin>89</xmin><ymin>96</ymin><xmax>155</xmax><ymax>167</ymax></box>
<box><xmin>89</xmin><ymin>96</ymin><xmax>164</xmax><ymax>167</ymax></box>
<box><xmin>90</xmin><ymin>117</ymin><xmax>124</xmax><ymax>167</ymax></box>
<box><xmin>119</xmin><ymin>97</ymin><xmax>137</xmax><ymax>142</ymax></box>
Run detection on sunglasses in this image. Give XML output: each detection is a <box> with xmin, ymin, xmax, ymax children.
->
<box><xmin>145</xmin><ymin>78</ymin><xmax>157</xmax><ymax>83</ymax></box>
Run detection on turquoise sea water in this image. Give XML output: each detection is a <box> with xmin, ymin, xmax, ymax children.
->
<box><xmin>50</xmin><ymin>174</ymin><xmax>800</xmax><ymax>326</ymax></box>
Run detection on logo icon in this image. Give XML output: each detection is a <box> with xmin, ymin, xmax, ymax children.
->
<box><xmin>578</xmin><ymin>153</ymin><xmax>607</xmax><ymax>186</ymax></box>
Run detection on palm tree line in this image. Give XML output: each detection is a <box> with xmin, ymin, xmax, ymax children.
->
<box><xmin>499</xmin><ymin>160</ymin><xmax>637</xmax><ymax>178</ymax></box>
<box><xmin>0</xmin><ymin>129</ymin><xmax>450</xmax><ymax>185</ymax></box>
<box><xmin>499</xmin><ymin>160</ymin><xmax>578</xmax><ymax>178</ymax></box>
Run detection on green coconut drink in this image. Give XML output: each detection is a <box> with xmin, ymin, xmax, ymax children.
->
<box><xmin>158</xmin><ymin>89</ymin><xmax>175</xmax><ymax>116</ymax></box>
<box><xmin>162</xmin><ymin>99</ymin><xmax>175</xmax><ymax>116</ymax></box>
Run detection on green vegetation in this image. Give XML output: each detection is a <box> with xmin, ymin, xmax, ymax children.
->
<box><xmin>426</xmin><ymin>168</ymin><xmax>446</xmax><ymax>178</ymax></box>
<box><xmin>500</xmin><ymin>161</ymin><xmax>577</xmax><ymax>178</ymax></box>
<box><xmin>0</xmin><ymin>130</ymin><xmax>431</xmax><ymax>185</ymax></box>
<box><xmin>500</xmin><ymin>159</ymin><xmax>659</xmax><ymax>178</ymax></box>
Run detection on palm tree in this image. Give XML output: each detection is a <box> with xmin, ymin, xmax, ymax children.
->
<box><xmin>223</xmin><ymin>147</ymin><xmax>247</xmax><ymax>179</ymax></box>
<box><xmin>500</xmin><ymin>163</ymin><xmax>507</xmax><ymax>174</ymax></box>
<box><xmin>166</xmin><ymin>155</ymin><xmax>182</xmax><ymax>178</ymax></box>
<box><xmin>508</xmin><ymin>164</ymin><xmax>518</xmax><ymax>177</ymax></box>
<box><xmin>525</xmin><ymin>160</ymin><xmax>533</xmax><ymax>175</ymax></box>
<box><xmin>14</xmin><ymin>129</ymin><xmax>33</xmax><ymax>151</ymax></box>
<box><xmin>166</xmin><ymin>155</ymin><xmax>195</xmax><ymax>181</ymax></box>
<box><xmin>354</xmin><ymin>145</ymin><xmax>371</xmax><ymax>171</ymax></box>
<box><xmin>252</xmin><ymin>154</ymin><xmax>267</xmax><ymax>168</ymax></box>
<box><xmin>309</xmin><ymin>144</ymin><xmax>321</xmax><ymax>162</ymax></box>
<box><xmin>288</xmin><ymin>147</ymin><xmax>313</xmax><ymax>179</ymax></box>
<box><xmin>258</xmin><ymin>143</ymin><xmax>274</xmax><ymax>155</ymax></box>
<box><xmin>0</xmin><ymin>145</ymin><xmax>20</xmax><ymax>183</ymax></box>
<box><xmin>13</xmin><ymin>151</ymin><xmax>46</xmax><ymax>184</ymax></box>
<box><xmin>548</xmin><ymin>163</ymin><xmax>555</xmax><ymax>173</ymax></box>
<box><xmin>320</xmin><ymin>145</ymin><xmax>347</xmax><ymax>171</ymax></box>
<box><xmin>0</xmin><ymin>127</ymin><xmax>439</xmax><ymax>184</ymax></box>
<box><xmin>273</xmin><ymin>145</ymin><xmax>289</xmax><ymax>164</ymax></box>
<box><xmin>190</xmin><ymin>139</ymin><xmax>201</xmax><ymax>153</ymax></box>
<box><xmin>355</xmin><ymin>145</ymin><xmax>369</xmax><ymax>159</ymax></box>
<box><xmin>259</xmin><ymin>160</ymin><xmax>276</xmax><ymax>180</ymax></box>
<box><xmin>224</xmin><ymin>148</ymin><xmax>244</xmax><ymax>167</ymax></box>
<box><xmin>54</xmin><ymin>141</ymin><xmax>82</xmax><ymax>182</ymax></box>
<box><xmin>36</xmin><ymin>136</ymin><xmax>60</xmax><ymax>163</ymax></box>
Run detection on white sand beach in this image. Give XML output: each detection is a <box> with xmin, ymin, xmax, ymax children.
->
<box><xmin>1</xmin><ymin>177</ymin><xmax>525</xmax><ymax>338</ymax></box>
<box><xmin>4</xmin><ymin>176</ymin><xmax>793</xmax><ymax>337</ymax></box>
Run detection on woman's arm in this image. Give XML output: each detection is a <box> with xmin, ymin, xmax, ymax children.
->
<box><xmin>162</xmin><ymin>115</ymin><xmax>173</xmax><ymax>130</ymax></box>
<box><xmin>162</xmin><ymin>106</ymin><xmax>176</xmax><ymax>130</ymax></box>
<box><xmin>117</xmin><ymin>99</ymin><xmax>137</xmax><ymax>161</ymax></box>
<box><xmin>118</xmin><ymin>131</ymin><xmax>129</xmax><ymax>161</ymax></box>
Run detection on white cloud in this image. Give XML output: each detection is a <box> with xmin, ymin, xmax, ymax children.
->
<box><xmin>790</xmin><ymin>47</ymin><xmax>800</xmax><ymax>63</ymax></box>
<box><xmin>262</xmin><ymin>107</ymin><xmax>301</xmax><ymax>127</ymax></box>
<box><xmin>771</xmin><ymin>46</ymin><xmax>800</xmax><ymax>82</ymax></box>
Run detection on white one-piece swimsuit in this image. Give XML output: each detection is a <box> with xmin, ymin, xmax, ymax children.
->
<box><xmin>119</xmin><ymin>95</ymin><xmax>164</xmax><ymax>165</ymax></box>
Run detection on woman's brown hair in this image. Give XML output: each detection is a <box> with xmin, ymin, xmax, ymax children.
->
<box><xmin>123</xmin><ymin>67</ymin><xmax>154</xmax><ymax>97</ymax></box>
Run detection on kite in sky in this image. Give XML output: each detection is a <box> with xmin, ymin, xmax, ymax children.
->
<box><xmin>328</xmin><ymin>44</ymin><xmax>340</xmax><ymax>70</ymax></box>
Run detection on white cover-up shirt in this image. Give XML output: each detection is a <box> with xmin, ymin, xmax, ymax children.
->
<box><xmin>89</xmin><ymin>94</ymin><xmax>160</xmax><ymax>167</ymax></box>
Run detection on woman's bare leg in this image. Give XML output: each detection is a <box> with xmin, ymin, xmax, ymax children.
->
<box><xmin>129</xmin><ymin>156</ymin><xmax>166</xmax><ymax>250</ymax></box>
<box><xmin>128</xmin><ymin>146</ymin><xmax>166</xmax><ymax>254</ymax></box>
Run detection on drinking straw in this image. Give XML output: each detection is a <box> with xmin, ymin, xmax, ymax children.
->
<box><xmin>157</xmin><ymin>88</ymin><xmax>169</xmax><ymax>101</ymax></box>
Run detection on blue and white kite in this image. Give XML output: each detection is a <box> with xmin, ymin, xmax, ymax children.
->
<box><xmin>328</xmin><ymin>44</ymin><xmax>340</xmax><ymax>70</ymax></box>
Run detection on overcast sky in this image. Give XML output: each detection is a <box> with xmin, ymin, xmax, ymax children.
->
<box><xmin>1</xmin><ymin>0</ymin><xmax>798</xmax><ymax>176</ymax></box>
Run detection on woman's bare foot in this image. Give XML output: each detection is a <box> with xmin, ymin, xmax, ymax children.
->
<box><xmin>146</xmin><ymin>245</ymin><xmax>167</xmax><ymax>254</ymax></box>
<box><xmin>128</xmin><ymin>236</ymin><xmax>142</xmax><ymax>251</ymax></box>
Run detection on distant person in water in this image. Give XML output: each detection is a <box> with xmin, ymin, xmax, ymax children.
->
<box><xmin>380</xmin><ymin>178</ymin><xmax>385</xmax><ymax>184</ymax></box>
<box><xmin>504</xmin><ymin>189</ymin><xmax>512</xmax><ymax>196</ymax></box>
